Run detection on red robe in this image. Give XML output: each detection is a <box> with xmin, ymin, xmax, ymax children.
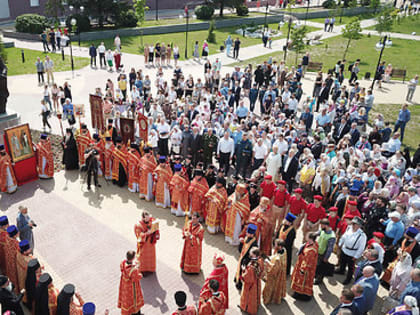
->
<box><xmin>199</xmin><ymin>265</ymin><xmax>229</xmax><ymax>309</ymax></box>
<box><xmin>243</xmin><ymin>207</ymin><xmax>273</xmax><ymax>256</ymax></box>
<box><xmin>5</xmin><ymin>236</ymin><xmax>19</xmax><ymax>290</ymax></box>
<box><xmin>104</xmin><ymin>143</ymin><xmax>115</xmax><ymax>179</ymax></box>
<box><xmin>0</xmin><ymin>153</ymin><xmax>17</xmax><ymax>193</ymax></box>
<box><xmin>76</xmin><ymin>132</ymin><xmax>91</xmax><ymax>166</ymax></box>
<box><xmin>139</xmin><ymin>154</ymin><xmax>157</xmax><ymax>200</ymax></box>
<box><xmin>16</xmin><ymin>252</ymin><xmax>33</xmax><ymax>295</ymax></box>
<box><xmin>36</xmin><ymin>140</ymin><xmax>54</xmax><ymax>178</ymax></box>
<box><xmin>153</xmin><ymin>164</ymin><xmax>173</xmax><ymax>207</ymax></box>
<box><xmin>118</xmin><ymin>260</ymin><xmax>144</xmax><ymax>315</ymax></box>
<box><xmin>198</xmin><ymin>292</ymin><xmax>226</xmax><ymax>315</ymax></box>
<box><xmin>187</xmin><ymin>177</ymin><xmax>209</xmax><ymax>216</ymax></box>
<box><xmin>0</xmin><ymin>229</ymin><xmax>8</xmax><ymax>272</ymax></box>
<box><xmin>94</xmin><ymin>139</ymin><xmax>105</xmax><ymax>174</ymax></box>
<box><xmin>112</xmin><ymin>146</ymin><xmax>128</xmax><ymax>182</ymax></box>
<box><xmin>180</xmin><ymin>222</ymin><xmax>204</xmax><ymax>273</ymax></box>
<box><xmin>127</xmin><ymin>149</ymin><xmax>141</xmax><ymax>190</ymax></box>
<box><xmin>48</xmin><ymin>285</ymin><xmax>59</xmax><ymax>315</ymax></box>
<box><xmin>291</xmin><ymin>242</ymin><xmax>319</xmax><ymax>296</ymax></box>
<box><xmin>204</xmin><ymin>186</ymin><xmax>228</xmax><ymax>233</ymax></box>
<box><xmin>134</xmin><ymin>219</ymin><xmax>160</xmax><ymax>272</ymax></box>
<box><xmin>171</xmin><ymin>306</ymin><xmax>197</xmax><ymax>315</ymax></box>
<box><xmin>170</xmin><ymin>173</ymin><xmax>190</xmax><ymax>214</ymax></box>
<box><xmin>239</xmin><ymin>259</ymin><xmax>264</xmax><ymax>315</ymax></box>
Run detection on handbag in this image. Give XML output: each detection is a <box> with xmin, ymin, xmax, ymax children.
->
<box><xmin>68</xmin><ymin>115</ymin><xmax>76</xmax><ymax>125</ymax></box>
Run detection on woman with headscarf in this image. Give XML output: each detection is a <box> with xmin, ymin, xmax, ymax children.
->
<box><xmin>387</xmin><ymin>295</ymin><xmax>419</xmax><ymax>315</ymax></box>
<box><xmin>390</xmin><ymin>252</ymin><xmax>413</xmax><ymax>300</ymax></box>
<box><xmin>62</xmin><ymin>128</ymin><xmax>79</xmax><ymax>170</ymax></box>
<box><xmin>56</xmin><ymin>283</ymin><xmax>84</xmax><ymax>315</ymax></box>
<box><xmin>25</xmin><ymin>258</ymin><xmax>41</xmax><ymax>310</ymax></box>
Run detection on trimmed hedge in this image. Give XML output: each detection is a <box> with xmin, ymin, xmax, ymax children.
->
<box><xmin>194</xmin><ymin>5</ymin><xmax>214</xmax><ymax>20</ymax></box>
<box><xmin>65</xmin><ymin>14</ymin><xmax>91</xmax><ymax>32</ymax></box>
<box><xmin>15</xmin><ymin>14</ymin><xmax>50</xmax><ymax>34</ymax></box>
<box><xmin>116</xmin><ymin>10</ymin><xmax>138</xmax><ymax>27</ymax></box>
<box><xmin>236</xmin><ymin>5</ymin><xmax>249</xmax><ymax>16</ymax></box>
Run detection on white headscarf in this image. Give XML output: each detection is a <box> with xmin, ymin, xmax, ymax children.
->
<box><xmin>394</xmin><ymin>253</ymin><xmax>412</xmax><ymax>278</ymax></box>
<box><xmin>404</xmin><ymin>295</ymin><xmax>419</xmax><ymax>315</ymax></box>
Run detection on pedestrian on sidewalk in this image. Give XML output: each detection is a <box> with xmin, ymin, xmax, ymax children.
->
<box><xmin>173</xmin><ymin>44</ymin><xmax>179</xmax><ymax>67</ymax></box>
<box><xmin>48</xmin><ymin>28</ymin><xmax>56</xmax><ymax>52</ymax></box>
<box><xmin>225</xmin><ymin>35</ymin><xmax>233</xmax><ymax>57</ymax></box>
<box><xmin>302</xmin><ymin>52</ymin><xmax>310</xmax><ymax>78</ymax></box>
<box><xmin>233</xmin><ymin>37</ymin><xmax>241</xmax><ymax>60</ymax></box>
<box><xmin>193</xmin><ymin>41</ymin><xmax>199</xmax><ymax>60</ymax></box>
<box><xmin>98</xmin><ymin>42</ymin><xmax>106</xmax><ymax>68</ymax></box>
<box><xmin>55</xmin><ymin>28</ymin><xmax>61</xmax><ymax>50</ymax></box>
<box><xmin>202</xmin><ymin>40</ymin><xmax>209</xmax><ymax>60</ymax></box>
<box><xmin>406</xmin><ymin>74</ymin><xmax>418</xmax><ymax>102</ymax></box>
<box><xmin>324</xmin><ymin>17</ymin><xmax>330</xmax><ymax>32</ymax></box>
<box><xmin>114</xmin><ymin>34</ymin><xmax>121</xmax><ymax>52</ymax></box>
<box><xmin>89</xmin><ymin>43</ymin><xmax>97</xmax><ymax>67</ymax></box>
<box><xmin>35</xmin><ymin>57</ymin><xmax>45</xmax><ymax>85</ymax></box>
<box><xmin>394</xmin><ymin>103</ymin><xmax>411</xmax><ymax>142</ymax></box>
<box><xmin>106</xmin><ymin>50</ymin><xmax>114</xmax><ymax>71</ymax></box>
<box><xmin>349</xmin><ymin>60</ymin><xmax>360</xmax><ymax>85</ymax></box>
<box><xmin>40</xmin><ymin>31</ymin><xmax>50</xmax><ymax>52</ymax></box>
<box><xmin>44</xmin><ymin>55</ymin><xmax>54</xmax><ymax>85</ymax></box>
<box><xmin>43</xmin><ymin>84</ymin><xmax>53</xmax><ymax>111</ymax></box>
<box><xmin>40</xmin><ymin>99</ymin><xmax>52</xmax><ymax>132</ymax></box>
<box><xmin>328</xmin><ymin>17</ymin><xmax>335</xmax><ymax>32</ymax></box>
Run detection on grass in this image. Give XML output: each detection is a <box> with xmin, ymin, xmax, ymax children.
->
<box><xmin>231</xmin><ymin>34</ymin><xmax>420</xmax><ymax>80</ymax></box>
<box><xmin>369</xmin><ymin>104</ymin><xmax>420</xmax><ymax>152</ymax></box>
<box><xmin>80</xmin><ymin>24</ymin><xmax>319</xmax><ymax>59</ymax></box>
<box><xmin>308</xmin><ymin>12</ymin><xmax>378</xmax><ymax>25</ymax></box>
<box><xmin>5</xmin><ymin>47</ymin><xmax>90</xmax><ymax>76</ymax></box>
<box><xmin>366</xmin><ymin>15</ymin><xmax>420</xmax><ymax>34</ymax></box>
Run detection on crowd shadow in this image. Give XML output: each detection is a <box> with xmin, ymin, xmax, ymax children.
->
<box><xmin>142</xmin><ymin>273</ymin><xmax>169</xmax><ymax>313</ymax></box>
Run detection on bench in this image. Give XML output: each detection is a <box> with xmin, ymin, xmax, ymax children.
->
<box><xmin>307</xmin><ymin>61</ymin><xmax>323</xmax><ymax>72</ymax></box>
<box><xmin>391</xmin><ymin>68</ymin><xmax>407</xmax><ymax>83</ymax></box>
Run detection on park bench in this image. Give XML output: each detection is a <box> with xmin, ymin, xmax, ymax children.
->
<box><xmin>391</xmin><ymin>68</ymin><xmax>407</xmax><ymax>83</ymax></box>
<box><xmin>307</xmin><ymin>61</ymin><xmax>323</xmax><ymax>72</ymax></box>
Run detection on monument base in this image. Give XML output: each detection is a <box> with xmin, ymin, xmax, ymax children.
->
<box><xmin>0</xmin><ymin>110</ymin><xmax>21</xmax><ymax>145</ymax></box>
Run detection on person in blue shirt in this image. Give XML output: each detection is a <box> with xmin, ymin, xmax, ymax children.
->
<box><xmin>235</xmin><ymin>102</ymin><xmax>248</xmax><ymax>122</ymax></box>
<box><xmin>356</xmin><ymin>266</ymin><xmax>380</xmax><ymax>314</ymax></box>
<box><xmin>220</xmin><ymin>83</ymin><xmax>230</xmax><ymax>99</ymax></box>
<box><xmin>394</xmin><ymin>103</ymin><xmax>411</xmax><ymax>142</ymax></box>
<box><xmin>235</xmin><ymin>133</ymin><xmax>252</xmax><ymax>178</ymax></box>
<box><xmin>89</xmin><ymin>44</ymin><xmax>97</xmax><ymax>67</ymax></box>
<box><xmin>400</xmin><ymin>268</ymin><xmax>420</xmax><ymax>305</ymax></box>
<box><xmin>249</xmin><ymin>83</ymin><xmax>258</xmax><ymax>113</ymax></box>
<box><xmin>381</xmin><ymin>211</ymin><xmax>405</xmax><ymax>247</ymax></box>
<box><xmin>351</xmin><ymin>284</ymin><xmax>367</xmax><ymax>315</ymax></box>
<box><xmin>380</xmin><ymin>121</ymin><xmax>393</xmax><ymax>143</ymax></box>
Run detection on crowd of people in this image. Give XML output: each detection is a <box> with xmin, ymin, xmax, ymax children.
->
<box><xmin>2</xmin><ymin>28</ymin><xmax>420</xmax><ymax>315</ymax></box>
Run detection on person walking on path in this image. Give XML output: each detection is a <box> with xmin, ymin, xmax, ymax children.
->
<box><xmin>225</xmin><ymin>35</ymin><xmax>233</xmax><ymax>57</ymax></box>
<box><xmin>324</xmin><ymin>17</ymin><xmax>330</xmax><ymax>32</ymax></box>
<box><xmin>40</xmin><ymin>100</ymin><xmax>52</xmax><ymax>132</ymax></box>
<box><xmin>89</xmin><ymin>44</ymin><xmax>97</xmax><ymax>68</ymax></box>
<box><xmin>44</xmin><ymin>56</ymin><xmax>54</xmax><ymax>85</ymax></box>
<box><xmin>40</xmin><ymin>31</ymin><xmax>50</xmax><ymax>52</ymax></box>
<box><xmin>43</xmin><ymin>84</ymin><xmax>53</xmax><ymax>111</ymax></box>
<box><xmin>349</xmin><ymin>60</ymin><xmax>360</xmax><ymax>85</ymax></box>
<box><xmin>328</xmin><ymin>17</ymin><xmax>335</xmax><ymax>32</ymax></box>
<box><xmin>114</xmin><ymin>34</ymin><xmax>121</xmax><ymax>52</ymax></box>
<box><xmin>98</xmin><ymin>42</ymin><xmax>106</xmax><ymax>68</ymax></box>
<box><xmin>406</xmin><ymin>74</ymin><xmax>418</xmax><ymax>102</ymax></box>
<box><xmin>48</xmin><ymin>28</ymin><xmax>56</xmax><ymax>52</ymax></box>
<box><xmin>35</xmin><ymin>57</ymin><xmax>45</xmax><ymax>85</ymax></box>
<box><xmin>394</xmin><ymin>103</ymin><xmax>411</xmax><ymax>142</ymax></box>
<box><xmin>233</xmin><ymin>37</ymin><xmax>241</xmax><ymax>60</ymax></box>
<box><xmin>16</xmin><ymin>205</ymin><xmax>35</xmax><ymax>250</ymax></box>
<box><xmin>193</xmin><ymin>41</ymin><xmax>200</xmax><ymax>60</ymax></box>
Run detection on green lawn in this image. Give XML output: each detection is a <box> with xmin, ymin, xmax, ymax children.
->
<box><xmin>366</xmin><ymin>15</ymin><xmax>420</xmax><ymax>34</ymax></box>
<box><xmin>231</xmin><ymin>34</ymin><xmax>420</xmax><ymax>80</ymax></box>
<box><xmin>369</xmin><ymin>104</ymin><xmax>420</xmax><ymax>152</ymax></box>
<box><xmin>5</xmin><ymin>47</ymin><xmax>90</xmax><ymax>76</ymax></box>
<box><xmin>81</xmin><ymin>24</ymin><xmax>319</xmax><ymax>59</ymax></box>
<box><xmin>309</xmin><ymin>12</ymin><xmax>378</xmax><ymax>25</ymax></box>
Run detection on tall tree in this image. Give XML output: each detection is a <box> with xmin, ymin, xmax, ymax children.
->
<box><xmin>341</xmin><ymin>18</ymin><xmax>362</xmax><ymax>59</ymax></box>
<box><xmin>133</xmin><ymin>0</ymin><xmax>148</xmax><ymax>49</ymax></box>
<box><xmin>375</xmin><ymin>8</ymin><xmax>394</xmax><ymax>35</ymax></box>
<box><xmin>290</xmin><ymin>25</ymin><xmax>309</xmax><ymax>64</ymax></box>
<box><xmin>45</xmin><ymin>0</ymin><xmax>65</xmax><ymax>21</ymax></box>
<box><xmin>211</xmin><ymin>0</ymin><xmax>242</xmax><ymax>17</ymax></box>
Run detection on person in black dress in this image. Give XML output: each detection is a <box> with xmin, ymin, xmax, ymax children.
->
<box><xmin>62</xmin><ymin>128</ymin><xmax>79</xmax><ymax>170</ymax></box>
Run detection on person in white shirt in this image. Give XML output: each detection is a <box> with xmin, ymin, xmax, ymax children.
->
<box><xmin>217</xmin><ymin>131</ymin><xmax>235</xmax><ymax>175</ymax></box>
<box><xmin>44</xmin><ymin>55</ymin><xmax>54</xmax><ymax>84</ymax></box>
<box><xmin>170</xmin><ymin>125</ymin><xmax>183</xmax><ymax>155</ymax></box>
<box><xmin>157</xmin><ymin>119</ymin><xmax>170</xmax><ymax>156</ymax></box>
<box><xmin>337</xmin><ymin>216</ymin><xmax>367</xmax><ymax>285</ymax></box>
<box><xmin>114</xmin><ymin>35</ymin><xmax>121</xmax><ymax>52</ymax></box>
<box><xmin>386</xmin><ymin>132</ymin><xmax>402</xmax><ymax>155</ymax></box>
<box><xmin>252</xmin><ymin>137</ymin><xmax>268</xmax><ymax>171</ymax></box>
<box><xmin>130</xmin><ymin>86</ymin><xmax>140</xmax><ymax>102</ymax></box>
<box><xmin>273</xmin><ymin>134</ymin><xmax>288</xmax><ymax>156</ymax></box>
<box><xmin>98</xmin><ymin>42</ymin><xmax>106</xmax><ymax>68</ymax></box>
<box><xmin>105</xmin><ymin>50</ymin><xmax>114</xmax><ymax>71</ymax></box>
<box><xmin>265</xmin><ymin>145</ymin><xmax>282</xmax><ymax>181</ymax></box>
<box><xmin>288</xmin><ymin>93</ymin><xmax>298</xmax><ymax>112</ymax></box>
<box><xmin>55</xmin><ymin>29</ymin><xmax>61</xmax><ymax>50</ymax></box>
<box><xmin>168</xmin><ymin>86</ymin><xmax>177</xmax><ymax>103</ymax></box>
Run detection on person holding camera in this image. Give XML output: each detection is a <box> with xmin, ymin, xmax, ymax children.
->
<box><xmin>84</xmin><ymin>143</ymin><xmax>101</xmax><ymax>191</ymax></box>
<box><xmin>16</xmin><ymin>206</ymin><xmax>36</xmax><ymax>250</ymax></box>
<box><xmin>0</xmin><ymin>275</ymin><xmax>25</xmax><ymax>315</ymax></box>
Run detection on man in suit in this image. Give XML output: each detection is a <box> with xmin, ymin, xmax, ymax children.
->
<box><xmin>354</xmin><ymin>249</ymin><xmax>382</xmax><ymax>282</ymax></box>
<box><xmin>333</xmin><ymin>117</ymin><xmax>350</xmax><ymax>143</ymax></box>
<box><xmin>234</xmin><ymin>81</ymin><xmax>241</xmax><ymax>109</ymax></box>
<box><xmin>356</xmin><ymin>266</ymin><xmax>379</xmax><ymax>314</ymax></box>
<box><xmin>349</xmin><ymin>122</ymin><xmax>360</xmax><ymax>146</ymax></box>
<box><xmin>190</xmin><ymin>126</ymin><xmax>203</xmax><ymax>166</ymax></box>
<box><xmin>317</xmin><ymin>82</ymin><xmax>330</xmax><ymax>111</ymax></box>
<box><xmin>330</xmin><ymin>288</ymin><xmax>361</xmax><ymax>315</ymax></box>
<box><xmin>351</xmin><ymin>284</ymin><xmax>366</xmax><ymax>315</ymax></box>
<box><xmin>300</xmin><ymin>107</ymin><xmax>314</xmax><ymax>133</ymax></box>
<box><xmin>16</xmin><ymin>206</ymin><xmax>35</xmax><ymax>250</ymax></box>
<box><xmin>281</xmin><ymin>148</ymin><xmax>299</xmax><ymax>193</ymax></box>
<box><xmin>0</xmin><ymin>275</ymin><xmax>25</xmax><ymax>315</ymax></box>
<box><xmin>227</xmin><ymin>90</ymin><xmax>235</xmax><ymax>108</ymax></box>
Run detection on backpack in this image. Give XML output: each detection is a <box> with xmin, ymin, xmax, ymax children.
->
<box><xmin>348</xmin><ymin>63</ymin><xmax>354</xmax><ymax>72</ymax></box>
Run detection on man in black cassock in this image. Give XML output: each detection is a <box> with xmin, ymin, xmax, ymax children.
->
<box><xmin>0</xmin><ymin>275</ymin><xmax>24</xmax><ymax>315</ymax></box>
<box><xmin>106</xmin><ymin>119</ymin><xmax>118</xmax><ymax>144</ymax></box>
<box><xmin>62</xmin><ymin>128</ymin><xmax>79</xmax><ymax>170</ymax></box>
<box><xmin>276</xmin><ymin>213</ymin><xmax>297</xmax><ymax>275</ymax></box>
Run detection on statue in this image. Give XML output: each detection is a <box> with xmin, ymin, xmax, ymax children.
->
<box><xmin>0</xmin><ymin>56</ymin><xmax>9</xmax><ymax>114</ymax></box>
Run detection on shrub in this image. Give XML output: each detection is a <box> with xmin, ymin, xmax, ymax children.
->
<box><xmin>322</xmin><ymin>0</ymin><xmax>336</xmax><ymax>9</ymax></box>
<box><xmin>116</xmin><ymin>10</ymin><xmax>138</xmax><ymax>27</ymax></box>
<box><xmin>236</xmin><ymin>5</ymin><xmax>249</xmax><ymax>16</ymax></box>
<box><xmin>195</xmin><ymin>5</ymin><xmax>214</xmax><ymax>20</ymax></box>
<box><xmin>15</xmin><ymin>14</ymin><xmax>50</xmax><ymax>34</ymax></box>
<box><xmin>65</xmin><ymin>14</ymin><xmax>91</xmax><ymax>32</ymax></box>
<box><xmin>207</xmin><ymin>20</ymin><xmax>216</xmax><ymax>43</ymax></box>
<box><xmin>361</xmin><ymin>0</ymin><xmax>371</xmax><ymax>5</ymax></box>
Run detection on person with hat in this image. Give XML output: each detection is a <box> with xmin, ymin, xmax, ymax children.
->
<box><xmin>381</xmin><ymin>211</ymin><xmax>405</xmax><ymax>268</ymax></box>
<box><xmin>336</xmin><ymin>216</ymin><xmax>367</xmax><ymax>285</ymax></box>
<box><xmin>139</xmin><ymin>147</ymin><xmax>157</xmax><ymax>201</ymax></box>
<box><xmin>103</xmin><ymin>136</ymin><xmax>115</xmax><ymax>181</ymax></box>
<box><xmin>204</xmin><ymin>165</ymin><xmax>216</xmax><ymax>189</ymax></box>
<box><xmin>76</xmin><ymin>124</ymin><xmax>92</xmax><ymax>169</ymax></box>
<box><xmin>226</xmin><ymin>174</ymin><xmax>240</xmax><ymax>196</ymax></box>
<box><xmin>111</xmin><ymin>137</ymin><xmax>128</xmax><ymax>187</ymax></box>
<box><xmin>153</xmin><ymin>156</ymin><xmax>173</xmax><ymax>208</ymax></box>
<box><xmin>344</xmin><ymin>200</ymin><xmax>361</xmax><ymax>219</ymax></box>
<box><xmin>25</xmin><ymin>258</ymin><xmax>41</xmax><ymax>310</ymax></box>
<box><xmin>56</xmin><ymin>283</ymin><xmax>84</xmax><ymax>315</ymax></box>
<box><xmin>118</xmin><ymin>250</ymin><xmax>144</xmax><ymax>315</ymax></box>
<box><xmin>199</xmin><ymin>279</ymin><xmax>227</xmax><ymax>315</ymax></box>
<box><xmin>82</xmin><ymin>302</ymin><xmax>96</xmax><ymax>315</ymax></box>
<box><xmin>172</xmin><ymin>291</ymin><xmax>196</xmax><ymax>315</ymax></box>
<box><xmin>170</xmin><ymin>163</ymin><xmax>190</xmax><ymax>217</ymax></box>
<box><xmin>248</xmin><ymin>183</ymin><xmax>260</xmax><ymax>211</ymax></box>
<box><xmin>272</xmin><ymin>180</ymin><xmax>290</xmax><ymax>234</ymax></box>
<box><xmin>303</xmin><ymin>195</ymin><xmax>326</xmax><ymax>242</ymax></box>
<box><xmin>180</xmin><ymin>212</ymin><xmax>204</xmax><ymax>274</ymax></box>
<box><xmin>367</xmin><ymin>231</ymin><xmax>385</xmax><ymax>264</ymax></box>
<box><xmin>288</xmin><ymin>188</ymin><xmax>307</xmax><ymax>229</ymax></box>
<box><xmin>5</xmin><ymin>225</ymin><xmax>19</xmax><ymax>290</ymax></box>
<box><xmin>62</xmin><ymin>128</ymin><xmax>79</xmax><ymax>170</ymax></box>
<box><xmin>199</xmin><ymin>253</ymin><xmax>229</xmax><ymax>310</ymax></box>
<box><xmin>127</xmin><ymin>143</ymin><xmax>141</xmax><ymax>193</ymax></box>
<box><xmin>0</xmin><ymin>216</ymin><xmax>10</xmax><ymax>271</ymax></box>
<box><xmin>260</xmin><ymin>174</ymin><xmax>276</xmax><ymax>200</ymax></box>
<box><xmin>187</xmin><ymin>169</ymin><xmax>209</xmax><ymax>218</ymax></box>
<box><xmin>15</xmin><ymin>240</ymin><xmax>33</xmax><ymax>294</ymax></box>
<box><xmin>224</xmin><ymin>184</ymin><xmax>250</xmax><ymax>246</ymax></box>
<box><xmin>291</xmin><ymin>232</ymin><xmax>319</xmax><ymax>301</ymax></box>
<box><xmin>314</xmin><ymin>219</ymin><xmax>336</xmax><ymax>285</ymax></box>
<box><xmin>34</xmin><ymin>273</ymin><xmax>59</xmax><ymax>315</ymax></box>
<box><xmin>364</xmin><ymin>196</ymin><xmax>388</xmax><ymax>239</ymax></box>
<box><xmin>262</xmin><ymin>239</ymin><xmax>288</xmax><ymax>305</ymax></box>
<box><xmin>92</xmin><ymin>133</ymin><xmax>105</xmax><ymax>176</ymax></box>
<box><xmin>239</xmin><ymin>247</ymin><xmax>264</xmax><ymax>315</ymax></box>
<box><xmin>277</xmin><ymin>213</ymin><xmax>297</xmax><ymax>275</ymax></box>
<box><xmin>0</xmin><ymin>275</ymin><xmax>25</xmax><ymax>315</ymax></box>
<box><xmin>0</xmin><ymin>144</ymin><xmax>17</xmax><ymax>194</ymax></box>
<box><xmin>235</xmin><ymin>223</ymin><xmax>258</xmax><ymax>289</ymax></box>
<box><xmin>204</xmin><ymin>177</ymin><xmax>228</xmax><ymax>234</ymax></box>
<box><xmin>327</xmin><ymin>207</ymin><xmax>340</xmax><ymax>232</ymax></box>
<box><xmin>105</xmin><ymin>118</ymin><xmax>118</xmax><ymax>144</ymax></box>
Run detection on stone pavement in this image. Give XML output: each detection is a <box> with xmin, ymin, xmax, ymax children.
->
<box><xmin>361</xmin><ymin>29</ymin><xmax>420</xmax><ymax>40</ymax></box>
<box><xmin>0</xmin><ymin>171</ymin><xmax>390</xmax><ymax>314</ymax></box>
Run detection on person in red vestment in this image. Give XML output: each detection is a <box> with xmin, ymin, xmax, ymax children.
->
<box><xmin>103</xmin><ymin>136</ymin><xmax>115</xmax><ymax>181</ymax></box>
<box><xmin>0</xmin><ymin>216</ymin><xmax>10</xmax><ymax>273</ymax></box>
<box><xmin>127</xmin><ymin>143</ymin><xmax>141</xmax><ymax>193</ymax></box>
<box><xmin>198</xmin><ymin>279</ymin><xmax>226</xmax><ymax>315</ymax></box>
<box><xmin>239</xmin><ymin>247</ymin><xmax>264</xmax><ymax>315</ymax></box>
<box><xmin>172</xmin><ymin>291</ymin><xmax>197</xmax><ymax>315</ymax></box>
<box><xmin>154</xmin><ymin>156</ymin><xmax>173</xmax><ymax>208</ymax></box>
<box><xmin>180</xmin><ymin>212</ymin><xmax>205</xmax><ymax>274</ymax></box>
<box><xmin>224</xmin><ymin>184</ymin><xmax>250</xmax><ymax>246</ymax></box>
<box><xmin>187</xmin><ymin>170</ymin><xmax>209</xmax><ymax>218</ymax></box>
<box><xmin>134</xmin><ymin>211</ymin><xmax>160</xmax><ymax>273</ymax></box>
<box><xmin>288</xmin><ymin>188</ymin><xmax>307</xmax><ymax>229</ymax></box>
<box><xmin>36</xmin><ymin>134</ymin><xmax>54</xmax><ymax>179</ymax></box>
<box><xmin>112</xmin><ymin>137</ymin><xmax>128</xmax><ymax>187</ymax></box>
<box><xmin>302</xmin><ymin>195</ymin><xmax>326</xmax><ymax>242</ymax></box>
<box><xmin>118</xmin><ymin>250</ymin><xmax>144</xmax><ymax>315</ymax></box>
<box><xmin>139</xmin><ymin>147</ymin><xmax>157</xmax><ymax>201</ymax></box>
<box><xmin>92</xmin><ymin>133</ymin><xmax>105</xmax><ymax>176</ymax></box>
<box><xmin>204</xmin><ymin>177</ymin><xmax>228</xmax><ymax>234</ymax></box>
<box><xmin>291</xmin><ymin>232</ymin><xmax>319</xmax><ymax>301</ymax></box>
<box><xmin>0</xmin><ymin>145</ymin><xmax>17</xmax><ymax>194</ymax></box>
<box><xmin>344</xmin><ymin>200</ymin><xmax>361</xmax><ymax>218</ymax></box>
<box><xmin>76</xmin><ymin>124</ymin><xmax>92</xmax><ymax>169</ymax></box>
<box><xmin>199</xmin><ymin>253</ymin><xmax>229</xmax><ymax>310</ymax></box>
<box><xmin>5</xmin><ymin>225</ymin><xmax>19</xmax><ymax>291</ymax></box>
<box><xmin>327</xmin><ymin>207</ymin><xmax>340</xmax><ymax>231</ymax></box>
<box><xmin>170</xmin><ymin>164</ymin><xmax>190</xmax><ymax>217</ymax></box>
<box><xmin>16</xmin><ymin>240</ymin><xmax>33</xmax><ymax>293</ymax></box>
<box><xmin>367</xmin><ymin>231</ymin><xmax>385</xmax><ymax>264</ymax></box>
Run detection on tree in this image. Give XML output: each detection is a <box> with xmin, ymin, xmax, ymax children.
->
<box><xmin>211</xmin><ymin>0</ymin><xmax>242</xmax><ymax>17</ymax></box>
<box><xmin>133</xmin><ymin>0</ymin><xmax>148</xmax><ymax>51</ymax></box>
<box><xmin>45</xmin><ymin>0</ymin><xmax>64</xmax><ymax>21</ymax></box>
<box><xmin>375</xmin><ymin>8</ymin><xmax>394</xmax><ymax>35</ymax></box>
<box><xmin>370</xmin><ymin>0</ymin><xmax>381</xmax><ymax>13</ymax></box>
<box><xmin>341</xmin><ymin>19</ymin><xmax>362</xmax><ymax>59</ymax></box>
<box><xmin>290</xmin><ymin>25</ymin><xmax>309</xmax><ymax>64</ymax></box>
<box><xmin>207</xmin><ymin>19</ymin><xmax>216</xmax><ymax>43</ymax></box>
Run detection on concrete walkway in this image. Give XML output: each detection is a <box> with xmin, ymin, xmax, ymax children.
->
<box><xmin>361</xmin><ymin>29</ymin><xmax>420</xmax><ymax>40</ymax></box>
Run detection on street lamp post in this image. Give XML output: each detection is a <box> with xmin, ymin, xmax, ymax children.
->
<box><xmin>371</xmin><ymin>35</ymin><xmax>388</xmax><ymax>90</ymax></box>
<box><xmin>283</xmin><ymin>16</ymin><xmax>292</xmax><ymax>61</ymax></box>
<box><xmin>305</xmin><ymin>0</ymin><xmax>310</xmax><ymax>25</ymax></box>
<box><xmin>70</xmin><ymin>18</ymin><xmax>76</xmax><ymax>77</ymax></box>
<box><xmin>264</xmin><ymin>2</ymin><xmax>269</xmax><ymax>27</ymax></box>
<box><xmin>184</xmin><ymin>6</ymin><xmax>189</xmax><ymax>59</ymax></box>
<box><xmin>156</xmin><ymin>0</ymin><xmax>159</xmax><ymax>21</ymax></box>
